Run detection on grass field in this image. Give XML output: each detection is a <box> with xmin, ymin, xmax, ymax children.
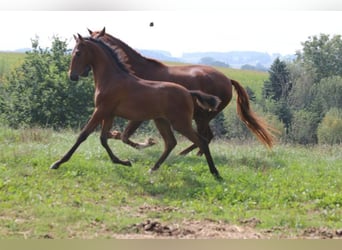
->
<box><xmin>0</xmin><ymin>126</ymin><xmax>341</xmax><ymax>239</ymax></box>
<box><xmin>1</xmin><ymin>53</ymin><xmax>340</xmax><ymax>239</ymax></box>
<box><xmin>0</xmin><ymin>52</ymin><xmax>26</xmax><ymax>80</ymax></box>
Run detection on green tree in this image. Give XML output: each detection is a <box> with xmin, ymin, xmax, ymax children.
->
<box><xmin>313</xmin><ymin>76</ymin><xmax>342</xmax><ymax>114</ymax></box>
<box><xmin>287</xmin><ymin>61</ymin><xmax>316</xmax><ymax>111</ymax></box>
<box><xmin>0</xmin><ymin>36</ymin><xmax>94</xmax><ymax>129</ymax></box>
<box><xmin>262</xmin><ymin>58</ymin><xmax>292</xmax><ymax>129</ymax></box>
<box><xmin>317</xmin><ymin>108</ymin><xmax>342</xmax><ymax>144</ymax></box>
<box><xmin>263</xmin><ymin>58</ymin><xmax>292</xmax><ymax>101</ymax></box>
<box><xmin>297</xmin><ymin>34</ymin><xmax>342</xmax><ymax>82</ymax></box>
<box><xmin>289</xmin><ymin>110</ymin><xmax>319</xmax><ymax>144</ymax></box>
<box><xmin>317</xmin><ymin>108</ymin><xmax>342</xmax><ymax>145</ymax></box>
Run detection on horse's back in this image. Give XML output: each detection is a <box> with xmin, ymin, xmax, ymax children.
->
<box><xmin>165</xmin><ymin>64</ymin><xmax>233</xmax><ymax>108</ymax></box>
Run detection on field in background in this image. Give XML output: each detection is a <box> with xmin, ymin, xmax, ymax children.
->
<box><xmin>0</xmin><ymin>127</ymin><xmax>341</xmax><ymax>239</ymax></box>
<box><xmin>0</xmin><ymin>52</ymin><xmax>26</xmax><ymax>80</ymax></box>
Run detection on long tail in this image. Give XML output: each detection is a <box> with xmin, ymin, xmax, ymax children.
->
<box><xmin>189</xmin><ymin>90</ymin><xmax>221</xmax><ymax>112</ymax></box>
<box><xmin>231</xmin><ymin>79</ymin><xmax>275</xmax><ymax>148</ymax></box>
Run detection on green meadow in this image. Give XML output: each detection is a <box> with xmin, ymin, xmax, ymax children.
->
<box><xmin>0</xmin><ymin>127</ymin><xmax>341</xmax><ymax>238</ymax></box>
<box><xmin>0</xmin><ymin>53</ymin><xmax>341</xmax><ymax>239</ymax></box>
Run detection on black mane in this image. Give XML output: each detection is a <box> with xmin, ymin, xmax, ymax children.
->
<box><xmin>84</xmin><ymin>37</ymin><xmax>132</xmax><ymax>74</ymax></box>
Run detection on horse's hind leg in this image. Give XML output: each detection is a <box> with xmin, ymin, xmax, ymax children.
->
<box><xmin>179</xmin><ymin>117</ymin><xmax>213</xmax><ymax>156</ymax></box>
<box><xmin>150</xmin><ymin>118</ymin><xmax>177</xmax><ymax>172</ymax></box>
<box><xmin>173</xmin><ymin>120</ymin><xmax>222</xmax><ymax>180</ymax></box>
<box><xmin>195</xmin><ymin>122</ymin><xmax>214</xmax><ymax>156</ymax></box>
<box><xmin>121</xmin><ymin>121</ymin><xmax>156</xmax><ymax>149</ymax></box>
<box><xmin>100</xmin><ymin>118</ymin><xmax>132</xmax><ymax>166</ymax></box>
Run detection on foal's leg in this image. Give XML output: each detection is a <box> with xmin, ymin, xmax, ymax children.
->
<box><xmin>149</xmin><ymin>118</ymin><xmax>177</xmax><ymax>172</ymax></box>
<box><xmin>179</xmin><ymin>117</ymin><xmax>213</xmax><ymax>156</ymax></box>
<box><xmin>100</xmin><ymin>118</ymin><xmax>132</xmax><ymax>166</ymax></box>
<box><xmin>121</xmin><ymin>121</ymin><xmax>156</xmax><ymax>149</ymax></box>
<box><xmin>50</xmin><ymin>111</ymin><xmax>101</xmax><ymax>169</ymax></box>
<box><xmin>173</xmin><ymin>120</ymin><xmax>222</xmax><ymax>180</ymax></box>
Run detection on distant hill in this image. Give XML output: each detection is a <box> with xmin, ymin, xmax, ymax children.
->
<box><xmin>137</xmin><ymin>49</ymin><xmax>181</xmax><ymax>63</ymax></box>
<box><xmin>138</xmin><ymin>49</ymin><xmax>295</xmax><ymax>70</ymax></box>
<box><xmin>14</xmin><ymin>48</ymin><xmax>31</xmax><ymax>53</ymax></box>
<box><xmin>182</xmin><ymin>51</ymin><xmax>295</xmax><ymax>69</ymax></box>
<box><xmin>3</xmin><ymin>47</ymin><xmax>296</xmax><ymax>71</ymax></box>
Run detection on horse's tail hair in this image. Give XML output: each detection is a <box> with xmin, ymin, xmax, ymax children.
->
<box><xmin>189</xmin><ymin>90</ymin><xmax>221</xmax><ymax>112</ymax></box>
<box><xmin>231</xmin><ymin>79</ymin><xmax>276</xmax><ymax>148</ymax></box>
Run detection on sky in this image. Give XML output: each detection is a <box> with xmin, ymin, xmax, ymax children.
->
<box><xmin>0</xmin><ymin>9</ymin><xmax>342</xmax><ymax>56</ymax></box>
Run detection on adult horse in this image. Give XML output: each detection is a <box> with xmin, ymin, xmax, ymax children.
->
<box><xmin>50</xmin><ymin>34</ymin><xmax>223</xmax><ymax>180</ymax></box>
<box><xmin>89</xmin><ymin>28</ymin><xmax>275</xmax><ymax>155</ymax></box>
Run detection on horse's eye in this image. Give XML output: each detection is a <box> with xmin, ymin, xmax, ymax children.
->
<box><xmin>75</xmin><ymin>51</ymin><xmax>81</xmax><ymax>57</ymax></box>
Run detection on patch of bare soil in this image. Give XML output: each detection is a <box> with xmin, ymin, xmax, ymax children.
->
<box><xmin>116</xmin><ymin>219</ymin><xmax>267</xmax><ymax>239</ymax></box>
<box><xmin>112</xmin><ymin>219</ymin><xmax>342</xmax><ymax>239</ymax></box>
<box><xmin>55</xmin><ymin>204</ymin><xmax>341</xmax><ymax>239</ymax></box>
<box><xmin>110</xmin><ymin>204</ymin><xmax>342</xmax><ymax>239</ymax></box>
<box><xmin>300</xmin><ymin>227</ymin><xmax>342</xmax><ymax>239</ymax></box>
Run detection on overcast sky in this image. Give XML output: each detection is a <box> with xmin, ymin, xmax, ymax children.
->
<box><xmin>0</xmin><ymin>8</ymin><xmax>341</xmax><ymax>56</ymax></box>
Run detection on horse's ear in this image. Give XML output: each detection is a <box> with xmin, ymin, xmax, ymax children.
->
<box><xmin>87</xmin><ymin>28</ymin><xmax>93</xmax><ymax>35</ymax></box>
<box><xmin>77</xmin><ymin>33</ymin><xmax>84</xmax><ymax>41</ymax></box>
<box><xmin>99</xmin><ymin>27</ymin><xmax>106</xmax><ymax>37</ymax></box>
<box><xmin>73</xmin><ymin>34</ymin><xmax>78</xmax><ymax>41</ymax></box>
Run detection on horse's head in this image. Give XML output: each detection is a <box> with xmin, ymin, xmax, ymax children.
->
<box><xmin>69</xmin><ymin>34</ymin><xmax>91</xmax><ymax>81</ymax></box>
<box><xmin>88</xmin><ymin>27</ymin><xmax>106</xmax><ymax>39</ymax></box>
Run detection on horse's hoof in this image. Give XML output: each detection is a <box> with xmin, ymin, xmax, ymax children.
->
<box><xmin>50</xmin><ymin>162</ymin><xmax>60</xmax><ymax>169</ymax></box>
<box><xmin>108</xmin><ymin>130</ymin><xmax>122</xmax><ymax>139</ymax></box>
<box><xmin>214</xmin><ymin>174</ymin><xmax>224</xmax><ymax>182</ymax></box>
<box><xmin>147</xmin><ymin>138</ymin><xmax>157</xmax><ymax>146</ymax></box>
<box><xmin>148</xmin><ymin>168</ymin><xmax>157</xmax><ymax>174</ymax></box>
<box><xmin>123</xmin><ymin>160</ymin><xmax>132</xmax><ymax>167</ymax></box>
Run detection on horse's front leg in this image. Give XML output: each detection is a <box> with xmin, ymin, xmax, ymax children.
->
<box><xmin>50</xmin><ymin>110</ymin><xmax>101</xmax><ymax>169</ymax></box>
<box><xmin>101</xmin><ymin>118</ymin><xmax>132</xmax><ymax>166</ymax></box>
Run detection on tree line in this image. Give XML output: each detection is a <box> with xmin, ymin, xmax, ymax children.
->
<box><xmin>261</xmin><ymin>34</ymin><xmax>342</xmax><ymax>144</ymax></box>
<box><xmin>0</xmin><ymin>34</ymin><xmax>341</xmax><ymax>144</ymax></box>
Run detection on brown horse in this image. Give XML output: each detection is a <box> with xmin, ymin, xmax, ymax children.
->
<box><xmin>50</xmin><ymin>34</ymin><xmax>223</xmax><ymax>180</ymax></box>
<box><xmin>88</xmin><ymin>28</ymin><xmax>275</xmax><ymax>155</ymax></box>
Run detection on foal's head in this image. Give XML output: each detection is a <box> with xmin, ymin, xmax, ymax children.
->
<box><xmin>69</xmin><ymin>34</ymin><xmax>92</xmax><ymax>81</ymax></box>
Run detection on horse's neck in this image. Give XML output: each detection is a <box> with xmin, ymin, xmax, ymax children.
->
<box><xmin>129</xmin><ymin>56</ymin><xmax>167</xmax><ymax>79</ymax></box>
<box><xmin>91</xmin><ymin>46</ymin><xmax>127</xmax><ymax>88</ymax></box>
<box><xmin>108</xmin><ymin>36</ymin><xmax>167</xmax><ymax>76</ymax></box>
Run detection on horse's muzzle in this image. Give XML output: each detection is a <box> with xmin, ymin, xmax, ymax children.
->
<box><xmin>69</xmin><ymin>72</ymin><xmax>79</xmax><ymax>81</ymax></box>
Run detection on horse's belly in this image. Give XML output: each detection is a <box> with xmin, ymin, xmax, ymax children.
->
<box><xmin>115</xmin><ymin>102</ymin><xmax>163</xmax><ymax>121</ymax></box>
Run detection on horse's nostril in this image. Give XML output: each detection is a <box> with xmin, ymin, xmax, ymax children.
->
<box><xmin>69</xmin><ymin>73</ymin><xmax>79</xmax><ymax>81</ymax></box>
